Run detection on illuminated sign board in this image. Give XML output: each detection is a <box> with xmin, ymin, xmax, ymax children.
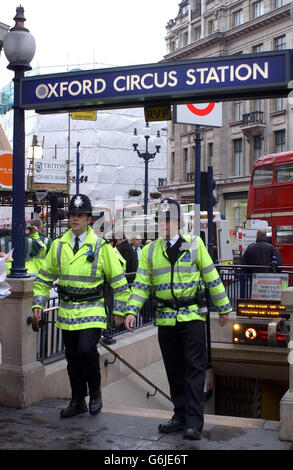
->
<box><xmin>20</xmin><ymin>51</ymin><xmax>293</xmax><ymax>113</ymax></box>
<box><xmin>233</xmin><ymin>318</ymin><xmax>288</xmax><ymax>347</ymax></box>
<box><xmin>236</xmin><ymin>299</ymin><xmax>288</xmax><ymax>318</ymax></box>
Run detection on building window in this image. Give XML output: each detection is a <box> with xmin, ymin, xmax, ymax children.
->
<box><xmin>252</xmin><ymin>43</ymin><xmax>263</xmax><ymax>53</ymax></box>
<box><xmin>183</xmin><ymin>31</ymin><xmax>188</xmax><ymax>46</ymax></box>
<box><xmin>234</xmin><ymin>101</ymin><xmax>242</xmax><ymax>121</ymax></box>
<box><xmin>171</xmin><ymin>152</ymin><xmax>175</xmax><ymax>181</ymax></box>
<box><xmin>194</xmin><ymin>26</ymin><xmax>201</xmax><ymax>40</ymax></box>
<box><xmin>170</xmin><ymin>40</ymin><xmax>176</xmax><ymax>53</ymax></box>
<box><xmin>275</xmin><ymin>130</ymin><xmax>286</xmax><ymax>152</ymax></box>
<box><xmin>253</xmin><ymin>100</ymin><xmax>262</xmax><ymax>112</ymax></box>
<box><xmin>275</xmin><ymin>0</ymin><xmax>285</xmax><ymax>7</ymax></box>
<box><xmin>274</xmin><ymin>35</ymin><xmax>286</xmax><ymax>50</ymax></box>
<box><xmin>208</xmin><ymin>20</ymin><xmax>214</xmax><ymax>35</ymax></box>
<box><xmin>179</xmin><ymin>2</ymin><xmax>188</xmax><ymax>16</ymax></box>
<box><xmin>274</xmin><ymin>98</ymin><xmax>285</xmax><ymax>112</ymax></box>
<box><xmin>235</xmin><ymin>207</ymin><xmax>240</xmax><ymax>230</ymax></box>
<box><xmin>184</xmin><ymin>148</ymin><xmax>188</xmax><ymax>180</ymax></box>
<box><xmin>233</xmin><ymin>9</ymin><xmax>243</xmax><ymax>27</ymax></box>
<box><xmin>208</xmin><ymin>142</ymin><xmax>214</xmax><ymax>167</ymax></box>
<box><xmin>233</xmin><ymin>139</ymin><xmax>243</xmax><ymax>176</ymax></box>
<box><xmin>253</xmin><ymin>1</ymin><xmax>264</xmax><ymax>18</ymax></box>
<box><xmin>253</xmin><ymin>135</ymin><xmax>262</xmax><ymax>162</ymax></box>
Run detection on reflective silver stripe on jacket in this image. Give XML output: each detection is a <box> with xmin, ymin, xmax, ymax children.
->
<box><xmin>211</xmin><ymin>291</ymin><xmax>227</xmax><ymax>302</ymax></box>
<box><xmin>90</xmin><ymin>238</ymin><xmax>101</xmax><ymax>277</ymax></box>
<box><xmin>59</xmin><ymin>300</ymin><xmax>104</xmax><ymax>310</ymax></box>
<box><xmin>147</xmin><ymin>241</ymin><xmax>156</xmax><ymax>271</ymax></box>
<box><xmin>110</xmin><ymin>273</ymin><xmax>125</xmax><ymax>285</ymax></box>
<box><xmin>57</xmin><ymin>242</ymin><xmax>63</xmax><ymax>270</ymax></box>
<box><xmin>201</xmin><ymin>263</ymin><xmax>215</xmax><ymax>275</ymax></box>
<box><xmin>38</xmin><ymin>269</ymin><xmax>58</xmax><ymax>280</ymax></box>
<box><xmin>57</xmin><ymin>315</ymin><xmax>106</xmax><ymax>325</ymax></box>
<box><xmin>151</xmin><ymin>265</ymin><xmax>198</xmax><ymax>276</ymax></box>
<box><xmin>59</xmin><ymin>274</ymin><xmax>104</xmax><ymax>283</ymax></box>
<box><xmin>147</xmin><ymin>236</ymin><xmax>200</xmax><ymax>276</ymax></box>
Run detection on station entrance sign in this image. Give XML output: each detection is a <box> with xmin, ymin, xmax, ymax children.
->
<box><xmin>19</xmin><ymin>50</ymin><xmax>293</xmax><ymax>114</ymax></box>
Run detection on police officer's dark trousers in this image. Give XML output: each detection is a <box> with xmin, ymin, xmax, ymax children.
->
<box><xmin>62</xmin><ymin>328</ymin><xmax>101</xmax><ymax>402</ymax></box>
<box><xmin>158</xmin><ymin>319</ymin><xmax>206</xmax><ymax>432</ymax></box>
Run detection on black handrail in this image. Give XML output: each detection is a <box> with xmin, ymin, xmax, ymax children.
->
<box><xmin>99</xmin><ymin>338</ymin><xmax>172</xmax><ymax>402</ymax></box>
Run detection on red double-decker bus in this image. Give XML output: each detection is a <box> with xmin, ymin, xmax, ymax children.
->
<box><xmin>246</xmin><ymin>151</ymin><xmax>293</xmax><ymax>265</ymax></box>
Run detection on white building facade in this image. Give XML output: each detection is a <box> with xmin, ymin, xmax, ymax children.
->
<box><xmin>0</xmin><ymin>104</ymin><xmax>167</xmax><ymax>220</ymax></box>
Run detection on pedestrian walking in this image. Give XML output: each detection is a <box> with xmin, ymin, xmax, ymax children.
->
<box><xmin>240</xmin><ymin>229</ymin><xmax>282</xmax><ymax>272</ymax></box>
<box><xmin>32</xmin><ymin>194</ymin><xmax>130</xmax><ymax>418</ymax></box>
<box><xmin>131</xmin><ymin>234</ymin><xmax>142</xmax><ymax>270</ymax></box>
<box><xmin>116</xmin><ymin>236</ymin><xmax>137</xmax><ymax>283</ymax></box>
<box><xmin>124</xmin><ymin>198</ymin><xmax>231</xmax><ymax>440</ymax></box>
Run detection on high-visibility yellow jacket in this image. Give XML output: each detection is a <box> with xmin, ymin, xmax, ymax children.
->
<box><xmin>1</xmin><ymin>232</ymin><xmax>46</xmax><ymax>275</ymax></box>
<box><xmin>26</xmin><ymin>231</ymin><xmax>47</xmax><ymax>274</ymax></box>
<box><xmin>32</xmin><ymin>226</ymin><xmax>130</xmax><ymax>330</ymax></box>
<box><xmin>126</xmin><ymin>234</ymin><xmax>232</xmax><ymax>326</ymax></box>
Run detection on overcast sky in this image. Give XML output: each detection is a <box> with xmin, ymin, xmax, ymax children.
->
<box><xmin>0</xmin><ymin>1</ymin><xmax>180</xmax><ymax>88</ymax></box>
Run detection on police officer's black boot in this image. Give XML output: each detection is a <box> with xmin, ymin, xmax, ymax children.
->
<box><xmin>158</xmin><ymin>416</ymin><xmax>186</xmax><ymax>433</ymax></box>
<box><xmin>60</xmin><ymin>399</ymin><xmax>88</xmax><ymax>418</ymax></box>
<box><xmin>89</xmin><ymin>390</ymin><xmax>102</xmax><ymax>416</ymax></box>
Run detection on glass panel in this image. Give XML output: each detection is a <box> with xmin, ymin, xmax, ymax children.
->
<box><xmin>275</xmin><ymin>226</ymin><xmax>293</xmax><ymax>244</ymax></box>
<box><xmin>275</xmin><ymin>163</ymin><xmax>293</xmax><ymax>182</ymax></box>
<box><xmin>252</xmin><ymin>166</ymin><xmax>273</xmax><ymax>186</ymax></box>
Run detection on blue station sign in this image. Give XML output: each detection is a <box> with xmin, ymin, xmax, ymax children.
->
<box><xmin>20</xmin><ymin>51</ymin><xmax>293</xmax><ymax>113</ymax></box>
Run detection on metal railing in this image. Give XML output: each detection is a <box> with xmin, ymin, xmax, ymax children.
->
<box><xmin>241</xmin><ymin>111</ymin><xmax>265</xmax><ymax>126</ymax></box>
<box><xmin>33</xmin><ymin>277</ymin><xmax>156</xmax><ymax>364</ymax></box>
<box><xmin>32</xmin><ymin>266</ymin><xmax>293</xmax><ymax>364</ymax></box>
<box><xmin>216</xmin><ymin>264</ymin><xmax>293</xmax><ymax>312</ymax></box>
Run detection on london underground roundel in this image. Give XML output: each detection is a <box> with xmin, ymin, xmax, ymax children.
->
<box><xmin>175</xmin><ymin>102</ymin><xmax>222</xmax><ymax>127</ymax></box>
<box><xmin>187</xmin><ymin>103</ymin><xmax>215</xmax><ymax>116</ymax></box>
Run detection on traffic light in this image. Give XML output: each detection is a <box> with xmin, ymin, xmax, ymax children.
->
<box><xmin>200</xmin><ymin>172</ymin><xmax>217</xmax><ymax>211</ymax></box>
<box><xmin>51</xmin><ymin>194</ymin><xmax>66</xmax><ymax>224</ymax></box>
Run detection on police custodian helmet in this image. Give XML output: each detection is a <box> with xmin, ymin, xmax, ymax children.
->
<box><xmin>155</xmin><ymin>198</ymin><xmax>181</xmax><ymax>223</ymax></box>
<box><xmin>68</xmin><ymin>194</ymin><xmax>93</xmax><ymax>216</ymax></box>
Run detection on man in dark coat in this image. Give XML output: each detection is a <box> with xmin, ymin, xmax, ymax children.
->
<box><xmin>116</xmin><ymin>237</ymin><xmax>137</xmax><ymax>283</ymax></box>
<box><xmin>240</xmin><ymin>230</ymin><xmax>282</xmax><ymax>272</ymax></box>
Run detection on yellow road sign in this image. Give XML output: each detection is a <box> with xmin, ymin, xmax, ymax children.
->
<box><xmin>144</xmin><ymin>105</ymin><xmax>172</xmax><ymax>122</ymax></box>
<box><xmin>71</xmin><ymin>111</ymin><xmax>97</xmax><ymax>121</ymax></box>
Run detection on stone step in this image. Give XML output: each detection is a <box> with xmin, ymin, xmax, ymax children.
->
<box><xmin>102</xmin><ymin>404</ymin><xmax>266</xmax><ymax>429</ymax></box>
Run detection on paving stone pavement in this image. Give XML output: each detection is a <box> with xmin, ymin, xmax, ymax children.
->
<box><xmin>0</xmin><ymin>397</ymin><xmax>292</xmax><ymax>454</ymax></box>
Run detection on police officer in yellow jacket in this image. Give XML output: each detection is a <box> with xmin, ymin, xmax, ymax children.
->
<box><xmin>32</xmin><ymin>194</ymin><xmax>130</xmax><ymax>418</ymax></box>
<box><xmin>124</xmin><ymin>198</ymin><xmax>231</xmax><ymax>440</ymax></box>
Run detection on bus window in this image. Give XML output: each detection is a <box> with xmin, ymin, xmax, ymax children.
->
<box><xmin>275</xmin><ymin>226</ymin><xmax>293</xmax><ymax>244</ymax></box>
<box><xmin>275</xmin><ymin>163</ymin><xmax>293</xmax><ymax>182</ymax></box>
<box><xmin>252</xmin><ymin>166</ymin><xmax>273</xmax><ymax>186</ymax></box>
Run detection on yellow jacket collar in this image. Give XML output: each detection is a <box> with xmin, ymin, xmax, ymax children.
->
<box><xmin>61</xmin><ymin>226</ymin><xmax>97</xmax><ymax>247</ymax></box>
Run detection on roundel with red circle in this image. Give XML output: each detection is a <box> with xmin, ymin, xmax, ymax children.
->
<box><xmin>187</xmin><ymin>103</ymin><xmax>215</xmax><ymax>116</ymax></box>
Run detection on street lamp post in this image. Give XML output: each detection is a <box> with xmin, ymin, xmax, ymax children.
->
<box><xmin>3</xmin><ymin>6</ymin><xmax>36</xmax><ymax>277</ymax></box>
<box><xmin>71</xmin><ymin>142</ymin><xmax>88</xmax><ymax>192</ymax></box>
<box><xmin>132</xmin><ymin>123</ymin><xmax>161</xmax><ymax>215</ymax></box>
